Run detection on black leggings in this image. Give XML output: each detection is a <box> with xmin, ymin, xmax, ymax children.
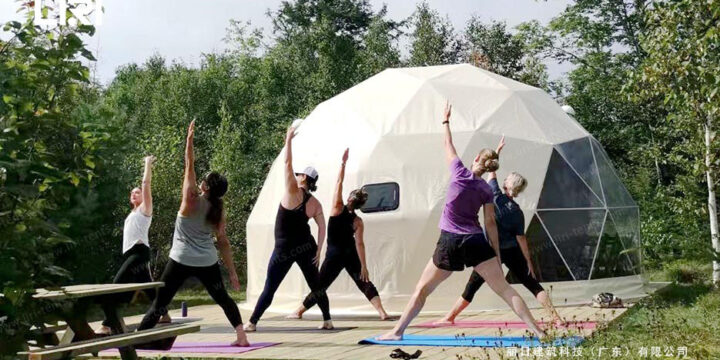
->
<box><xmin>138</xmin><ymin>259</ymin><xmax>242</xmax><ymax>330</ymax></box>
<box><xmin>101</xmin><ymin>244</ymin><xmax>155</xmax><ymax>326</ymax></box>
<box><xmin>462</xmin><ymin>246</ymin><xmax>544</xmax><ymax>302</ymax></box>
<box><xmin>250</xmin><ymin>243</ymin><xmax>330</xmax><ymax>324</ymax></box>
<box><xmin>302</xmin><ymin>248</ymin><xmax>379</xmax><ymax>309</ymax></box>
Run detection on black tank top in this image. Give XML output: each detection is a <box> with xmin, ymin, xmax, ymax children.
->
<box><xmin>275</xmin><ymin>190</ymin><xmax>313</xmax><ymax>248</ymax></box>
<box><xmin>327</xmin><ymin>206</ymin><xmax>357</xmax><ymax>250</ymax></box>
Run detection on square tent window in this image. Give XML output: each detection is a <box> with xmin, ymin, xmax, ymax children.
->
<box><xmin>360</xmin><ymin>182</ymin><xmax>399</xmax><ymax>213</ymax></box>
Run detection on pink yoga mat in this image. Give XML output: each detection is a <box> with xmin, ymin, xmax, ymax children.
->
<box><xmin>100</xmin><ymin>342</ymin><xmax>278</xmax><ymax>355</ymax></box>
<box><xmin>415</xmin><ymin>320</ymin><xmax>596</xmax><ymax>330</ymax></box>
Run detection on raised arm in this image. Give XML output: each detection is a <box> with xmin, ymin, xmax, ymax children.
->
<box><xmin>354</xmin><ymin>217</ymin><xmax>370</xmax><ymax>282</ymax></box>
<box><xmin>483</xmin><ymin>203</ymin><xmax>501</xmax><ymax>265</ymax></box>
<box><xmin>312</xmin><ymin>205</ymin><xmax>326</xmax><ymax>266</ymax></box>
<box><xmin>216</xmin><ymin>215</ymin><xmax>241</xmax><ymax>291</ymax></box>
<box><xmin>331</xmin><ymin>148</ymin><xmax>349</xmax><ymax>217</ymax></box>
<box><xmin>180</xmin><ymin>120</ymin><xmax>198</xmax><ymax>215</ymax></box>
<box><xmin>442</xmin><ymin>101</ymin><xmax>458</xmax><ymax>164</ymax></box>
<box><xmin>489</xmin><ymin>135</ymin><xmax>505</xmax><ymax>181</ymax></box>
<box><xmin>284</xmin><ymin>126</ymin><xmax>299</xmax><ymax>192</ymax></box>
<box><xmin>283</xmin><ymin>126</ymin><xmax>300</xmax><ymax>204</ymax></box>
<box><xmin>139</xmin><ymin>155</ymin><xmax>156</xmax><ymax>216</ymax></box>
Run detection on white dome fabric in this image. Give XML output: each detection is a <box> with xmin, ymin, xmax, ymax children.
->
<box><xmin>244</xmin><ymin>64</ymin><xmax>644</xmax><ymax>315</ymax></box>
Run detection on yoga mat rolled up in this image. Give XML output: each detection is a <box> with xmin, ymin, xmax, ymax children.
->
<box><xmin>359</xmin><ymin>334</ymin><xmax>584</xmax><ymax>347</ymax></box>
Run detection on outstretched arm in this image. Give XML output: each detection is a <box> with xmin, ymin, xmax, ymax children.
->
<box><xmin>216</xmin><ymin>215</ymin><xmax>241</xmax><ymax>291</ymax></box>
<box><xmin>489</xmin><ymin>135</ymin><xmax>505</xmax><ymax>181</ymax></box>
<box><xmin>442</xmin><ymin>101</ymin><xmax>458</xmax><ymax>164</ymax></box>
<box><xmin>483</xmin><ymin>203</ymin><xmax>501</xmax><ymax>265</ymax></box>
<box><xmin>180</xmin><ymin>120</ymin><xmax>198</xmax><ymax>214</ymax></box>
<box><xmin>139</xmin><ymin>155</ymin><xmax>156</xmax><ymax>216</ymax></box>
<box><xmin>284</xmin><ymin>126</ymin><xmax>300</xmax><ymax>196</ymax></box>
<box><xmin>354</xmin><ymin>218</ymin><xmax>370</xmax><ymax>282</ymax></box>
<box><xmin>331</xmin><ymin>148</ymin><xmax>349</xmax><ymax>217</ymax></box>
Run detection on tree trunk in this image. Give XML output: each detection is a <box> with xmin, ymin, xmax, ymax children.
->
<box><xmin>704</xmin><ymin>120</ymin><xmax>719</xmax><ymax>286</ymax></box>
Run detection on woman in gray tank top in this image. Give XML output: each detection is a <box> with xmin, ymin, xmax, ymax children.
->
<box><xmin>136</xmin><ymin>120</ymin><xmax>250</xmax><ymax>347</ymax></box>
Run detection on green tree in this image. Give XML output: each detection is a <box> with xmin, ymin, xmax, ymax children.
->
<box><xmin>0</xmin><ymin>3</ymin><xmax>109</xmax><ymax>354</ymax></box>
<box><xmin>633</xmin><ymin>0</ymin><xmax>720</xmax><ymax>284</ymax></box>
<box><xmin>466</xmin><ymin>18</ymin><xmax>548</xmax><ymax>88</ymax></box>
<box><xmin>521</xmin><ymin>0</ymin><xmax>712</xmax><ymax>266</ymax></box>
<box><xmin>407</xmin><ymin>1</ymin><xmax>463</xmax><ymax>66</ymax></box>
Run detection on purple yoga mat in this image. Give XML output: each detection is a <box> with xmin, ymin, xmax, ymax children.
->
<box><xmin>100</xmin><ymin>342</ymin><xmax>278</xmax><ymax>355</ymax></box>
<box><xmin>415</xmin><ymin>320</ymin><xmax>596</xmax><ymax>330</ymax></box>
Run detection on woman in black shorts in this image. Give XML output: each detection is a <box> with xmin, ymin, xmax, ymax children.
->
<box><xmin>245</xmin><ymin>124</ymin><xmax>332</xmax><ymax>331</ymax></box>
<box><xmin>377</xmin><ymin>102</ymin><xmax>545</xmax><ymax>341</ymax></box>
<box><xmin>287</xmin><ymin>149</ymin><xmax>391</xmax><ymax>320</ymax></box>
<box><xmin>435</xmin><ymin>136</ymin><xmax>563</xmax><ymax>326</ymax></box>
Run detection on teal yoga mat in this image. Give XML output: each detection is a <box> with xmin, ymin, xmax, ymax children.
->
<box><xmin>359</xmin><ymin>334</ymin><xmax>584</xmax><ymax>347</ymax></box>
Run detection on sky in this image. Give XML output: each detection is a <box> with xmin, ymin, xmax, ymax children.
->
<box><xmin>0</xmin><ymin>0</ymin><xmax>574</xmax><ymax>85</ymax></box>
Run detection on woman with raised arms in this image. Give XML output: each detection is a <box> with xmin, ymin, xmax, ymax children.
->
<box><xmin>377</xmin><ymin>102</ymin><xmax>545</xmax><ymax>341</ymax></box>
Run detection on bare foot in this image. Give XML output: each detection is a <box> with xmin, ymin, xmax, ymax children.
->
<box><xmin>158</xmin><ymin>313</ymin><xmax>172</xmax><ymax>324</ymax></box>
<box><xmin>318</xmin><ymin>320</ymin><xmax>334</xmax><ymax>330</ymax></box>
<box><xmin>375</xmin><ymin>332</ymin><xmax>402</xmax><ymax>341</ymax></box>
<box><xmin>243</xmin><ymin>323</ymin><xmax>257</xmax><ymax>332</ymax></box>
<box><xmin>94</xmin><ymin>326</ymin><xmax>112</xmax><ymax>335</ymax></box>
<box><xmin>230</xmin><ymin>339</ymin><xmax>251</xmax><ymax>347</ymax></box>
<box><xmin>553</xmin><ymin>317</ymin><xmax>566</xmax><ymax>328</ymax></box>
<box><xmin>379</xmin><ymin>313</ymin><xmax>397</xmax><ymax>321</ymax></box>
<box><xmin>285</xmin><ymin>312</ymin><xmax>302</xmax><ymax>319</ymax></box>
<box><xmin>432</xmin><ymin>317</ymin><xmax>455</xmax><ymax>326</ymax></box>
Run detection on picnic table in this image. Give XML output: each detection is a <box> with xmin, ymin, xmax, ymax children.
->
<box><xmin>19</xmin><ymin>283</ymin><xmax>199</xmax><ymax>360</ymax></box>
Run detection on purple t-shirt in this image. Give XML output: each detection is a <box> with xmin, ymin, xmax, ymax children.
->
<box><xmin>438</xmin><ymin>157</ymin><xmax>494</xmax><ymax>235</ymax></box>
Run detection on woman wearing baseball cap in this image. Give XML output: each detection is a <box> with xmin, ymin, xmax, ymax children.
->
<box><xmin>245</xmin><ymin>123</ymin><xmax>333</xmax><ymax>331</ymax></box>
<box><xmin>287</xmin><ymin>148</ymin><xmax>391</xmax><ymax>321</ymax></box>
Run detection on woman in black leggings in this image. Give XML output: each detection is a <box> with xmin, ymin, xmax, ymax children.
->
<box><xmin>287</xmin><ymin>149</ymin><xmax>391</xmax><ymax>320</ymax></box>
<box><xmin>245</xmin><ymin>123</ymin><xmax>332</xmax><ymax>331</ymax></box>
<box><xmin>137</xmin><ymin>120</ymin><xmax>249</xmax><ymax>347</ymax></box>
<box><xmin>96</xmin><ymin>155</ymin><xmax>171</xmax><ymax>335</ymax></box>
<box><xmin>435</xmin><ymin>136</ymin><xmax>563</xmax><ymax>326</ymax></box>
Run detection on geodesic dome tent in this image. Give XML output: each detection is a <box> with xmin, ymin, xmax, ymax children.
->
<box><xmin>244</xmin><ymin>64</ymin><xmax>645</xmax><ymax>314</ymax></box>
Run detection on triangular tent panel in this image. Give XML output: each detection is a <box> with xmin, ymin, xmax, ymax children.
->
<box><xmin>608</xmin><ymin>207</ymin><xmax>642</xmax><ymax>273</ymax></box>
<box><xmin>526</xmin><ymin>214</ymin><xmax>574</xmax><ymax>282</ymax></box>
<box><xmin>556</xmin><ymin>137</ymin><xmax>604</xmax><ymax>202</ymax></box>
<box><xmin>538</xmin><ymin>209</ymin><xmax>605</xmax><ymax>280</ymax></box>
<box><xmin>537</xmin><ymin>150</ymin><xmax>604</xmax><ymax>209</ymax></box>
<box><xmin>591</xmin><ymin>139</ymin><xmax>636</xmax><ymax>207</ymax></box>
<box><xmin>590</xmin><ymin>216</ymin><xmax>635</xmax><ymax>279</ymax></box>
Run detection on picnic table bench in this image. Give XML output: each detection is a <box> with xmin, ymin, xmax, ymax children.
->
<box><xmin>18</xmin><ymin>283</ymin><xmax>200</xmax><ymax>360</ymax></box>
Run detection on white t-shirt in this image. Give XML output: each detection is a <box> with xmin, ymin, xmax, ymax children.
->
<box><xmin>122</xmin><ymin>209</ymin><xmax>151</xmax><ymax>253</ymax></box>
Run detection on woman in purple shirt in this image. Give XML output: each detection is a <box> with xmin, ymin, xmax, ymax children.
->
<box><xmin>377</xmin><ymin>102</ymin><xmax>545</xmax><ymax>341</ymax></box>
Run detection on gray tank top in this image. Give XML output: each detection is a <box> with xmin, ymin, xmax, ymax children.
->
<box><xmin>169</xmin><ymin>197</ymin><xmax>219</xmax><ymax>267</ymax></box>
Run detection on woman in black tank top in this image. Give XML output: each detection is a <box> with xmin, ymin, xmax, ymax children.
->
<box><xmin>288</xmin><ymin>148</ymin><xmax>391</xmax><ymax>320</ymax></box>
<box><xmin>245</xmin><ymin>124</ymin><xmax>333</xmax><ymax>331</ymax></box>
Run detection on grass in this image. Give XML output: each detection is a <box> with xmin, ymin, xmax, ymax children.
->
<box><xmin>465</xmin><ymin>260</ymin><xmax>720</xmax><ymax>360</ymax></box>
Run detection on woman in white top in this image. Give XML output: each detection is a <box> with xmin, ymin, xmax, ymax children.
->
<box><xmin>96</xmin><ymin>155</ymin><xmax>170</xmax><ymax>335</ymax></box>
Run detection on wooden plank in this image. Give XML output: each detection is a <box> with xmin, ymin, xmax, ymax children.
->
<box><xmin>33</xmin><ymin>283</ymin><xmax>164</xmax><ymax>300</ymax></box>
<box><xmin>18</xmin><ymin>324</ymin><xmax>199</xmax><ymax>360</ymax></box>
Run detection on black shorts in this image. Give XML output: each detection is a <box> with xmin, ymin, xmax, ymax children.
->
<box><xmin>432</xmin><ymin>230</ymin><xmax>496</xmax><ymax>271</ymax></box>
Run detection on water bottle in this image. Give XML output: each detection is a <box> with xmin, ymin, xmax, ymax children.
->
<box><xmin>181</xmin><ymin>301</ymin><xmax>187</xmax><ymax>317</ymax></box>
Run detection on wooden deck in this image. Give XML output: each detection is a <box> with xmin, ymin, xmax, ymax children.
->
<box><xmin>89</xmin><ymin>303</ymin><xmax>629</xmax><ymax>360</ymax></box>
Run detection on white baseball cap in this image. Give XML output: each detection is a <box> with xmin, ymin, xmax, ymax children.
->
<box><xmin>296</xmin><ymin>166</ymin><xmax>318</xmax><ymax>180</ymax></box>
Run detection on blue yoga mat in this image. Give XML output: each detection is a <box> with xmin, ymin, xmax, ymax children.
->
<box><xmin>359</xmin><ymin>334</ymin><xmax>584</xmax><ymax>347</ymax></box>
